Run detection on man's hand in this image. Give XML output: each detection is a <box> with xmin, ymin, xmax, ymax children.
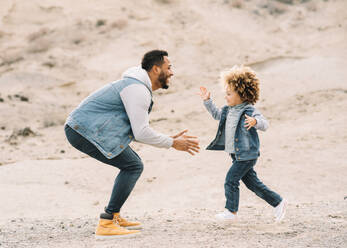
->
<box><xmin>198</xmin><ymin>86</ymin><xmax>211</xmax><ymax>101</ymax></box>
<box><xmin>171</xmin><ymin>130</ymin><xmax>200</xmax><ymax>155</ymax></box>
<box><xmin>244</xmin><ymin>114</ymin><xmax>257</xmax><ymax>130</ymax></box>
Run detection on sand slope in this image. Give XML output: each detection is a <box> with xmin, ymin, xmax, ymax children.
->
<box><xmin>0</xmin><ymin>0</ymin><xmax>346</xmax><ymax>247</ymax></box>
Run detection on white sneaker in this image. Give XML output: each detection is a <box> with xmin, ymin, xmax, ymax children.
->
<box><xmin>274</xmin><ymin>199</ymin><xmax>287</xmax><ymax>222</ymax></box>
<box><xmin>215</xmin><ymin>209</ymin><xmax>237</xmax><ymax>221</ymax></box>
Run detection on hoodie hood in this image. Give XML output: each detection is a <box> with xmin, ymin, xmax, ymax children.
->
<box><xmin>122</xmin><ymin>66</ymin><xmax>152</xmax><ymax>91</ymax></box>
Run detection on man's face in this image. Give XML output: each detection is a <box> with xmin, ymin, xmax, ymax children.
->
<box><xmin>157</xmin><ymin>56</ymin><xmax>173</xmax><ymax>89</ymax></box>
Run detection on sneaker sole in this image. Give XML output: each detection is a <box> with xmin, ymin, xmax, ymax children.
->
<box><xmin>95</xmin><ymin>232</ymin><xmax>141</xmax><ymax>240</ymax></box>
<box><xmin>215</xmin><ymin>215</ymin><xmax>237</xmax><ymax>221</ymax></box>
<box><xmin>125</xmin><ymin>225</ymin><xmax>142</xmax><ymax>230</ymax></box>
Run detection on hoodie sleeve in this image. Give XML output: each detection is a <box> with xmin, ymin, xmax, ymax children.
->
<box><xmin>203</xmin><ymin>98</ymin><xmax>222</xmax><ymax>120</ymax></box>
<box><xmin>252</xmin><ymin>108</ymin><xmax>269</xmax><ymax>131</ymax></box>
<box><xmin>120</xmin><ymin>84</ymin><xmax>173</xmax><ymax>148</ymax></box>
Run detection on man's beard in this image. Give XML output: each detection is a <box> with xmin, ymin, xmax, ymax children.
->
<box><xmin>158</xmin><ymin>71</ymin><xmax>169</xmax><ymax>89</ymax></box>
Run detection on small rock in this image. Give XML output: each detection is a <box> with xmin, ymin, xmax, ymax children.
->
<box><xmin>60</xmin><ymin>150</ymin><xmax>65</xmax><ymax>154</ymax></box>
<box><xmin>275</xmin><ymin>0</ymin><xmax>293</xmax><ymax>4</ymax></box>
<box><xmin>0</xmin><ymin>97</ymin><xmax>4</xmax><ymax>102</ymax></box>
<box><xmin>73</xmin><ymin>39</ymin><xmax>82</xmax><ymax>45</ymax></box>
<box><xmin>230</xmin><ymin>0</ymin><xmax>242</xmax><ymax>8</ymax></box>
<box><xmin>42</xmin><ymin>61</ymin><xmax>55</xmax><ymax>68</ymax></box>
<box><xmin>59</xmin><ymin>81</ymin><xmax>76</xmax><ymax>87</ymax></box>
<box><xmin>328</xmin><ymin>215</ymin><xmax>342</xmax><ymax>219</ymax></box>
<box><xmin>20</xmin><ymin>96</ymin><xmax>29</xmax><ymax>102</ymax></box>
<box><xmin>96</xmin><ymin>19</ymin><xmax>106</xmax><ymax>27</ymax></box>
<box><xmin>64</xmin><ymin>181</ymin><xmax>69</xmax><ymax>185</ymax></box>
<box><xmin>17</xmin><ymin>127</ymin><xmax>35</xmax><ymax>137</ymax></box>
<box><xmin>13</xmin><ymin>94</ymin><xmax>29</xmax><ymax>102</ymax></box>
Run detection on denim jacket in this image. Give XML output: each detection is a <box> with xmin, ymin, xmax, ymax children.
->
<box><xmin>65</xmin><ymin>77</ymin><xmax>151</xmax><ymax>159</ymax></box>
<box><xmin>66</xmin><ymin>66</ymin><xmax>174</xmax><ymax>159</ymax></box>
<box><xmin>204</xmin><ymin>99</ymin><xmax>268</xmax><ymax>161</ymax></box>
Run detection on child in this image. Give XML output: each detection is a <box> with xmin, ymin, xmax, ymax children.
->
<box><xmin>198</xmin><ymin>65</ymin><xmax>286</xmax><ymax>222</ymax></box>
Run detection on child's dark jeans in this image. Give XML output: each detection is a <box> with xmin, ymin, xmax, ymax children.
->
<box><xmin>225</xmin><ymin>154</ymin><xmax>282</xmax><ymax>212</ymax></box>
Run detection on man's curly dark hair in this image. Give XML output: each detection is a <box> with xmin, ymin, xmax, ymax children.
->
<box><xmin>221</xmin><ymin>65</ymin><xmax>260</xmax><ymax>105</ymax></box>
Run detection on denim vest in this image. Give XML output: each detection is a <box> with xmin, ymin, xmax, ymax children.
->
<box><xmin>65</xmin><ymin>77</ymin><xmax>153</xmax><ymax>159</ymax></box>
<box><xmin>206</xmin><ymin>105</ymin><xmax>260</xmax><ymax>161</ymax></box>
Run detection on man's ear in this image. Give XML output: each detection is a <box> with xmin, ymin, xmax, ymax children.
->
<box><xmin>152</xmin><ymin>65</ymin><xmax>161</xmax><ymax>74</ymax></box>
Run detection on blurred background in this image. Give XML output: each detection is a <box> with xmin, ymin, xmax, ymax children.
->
<box><xmin>0</xmin><ymin>0</ymin><xmax>346</xmax><ymax>247</ymax></box>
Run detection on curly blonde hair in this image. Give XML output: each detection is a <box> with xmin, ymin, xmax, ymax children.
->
<box><xmin>220</xmin><ymin>65</ymin><xmax>260</xmax><ymax>105</ymax></box>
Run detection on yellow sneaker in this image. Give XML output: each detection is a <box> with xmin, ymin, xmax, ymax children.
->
<box><xmin>95</xmin><ymin>213</ymin><xmax>140</xmax><ymax>240</ymax></box>
<box><xmin>113</xmin><ymin>212</ymin><xmax>142</xmax><ymax>230</ymax></box>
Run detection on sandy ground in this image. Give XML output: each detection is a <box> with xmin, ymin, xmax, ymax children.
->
<box><xmin>0</xmin><ymin>0</ymin><xmax>346</xmax><ymax>247</ymax></box>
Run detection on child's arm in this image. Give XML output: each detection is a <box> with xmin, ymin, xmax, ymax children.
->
<box><xmin>198</xmin><ymin>86</ymin><xmax>222</xmax><ymax>120</ymax></box>
<box><xmin>245</xmin><ymin>109</ymin><xmax>269</xmax><ymax>131</ymax></box>
<box><xmin>204</xmin><ymin>99</ymin><xmax>222</xmax><ymax>120</ymax></box>
<box><xmin>253</xmin><ymin>109</ymin><xmax>269</xmax><ymax>131</ymax></box>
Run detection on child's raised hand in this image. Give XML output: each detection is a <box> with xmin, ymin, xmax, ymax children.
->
<box><xmin>198</xmin><ymin>86</ymin><xmax>211</xmax><ymax>101</ymax></box>
<box><xmin>244</xmin><ymin>114</ymin><xmax>257</xmax><ymax>130</ymax></box>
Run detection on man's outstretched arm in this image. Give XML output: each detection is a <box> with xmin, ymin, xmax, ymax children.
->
<box><xmin>120</xmin><ymin>84</ymin><xmax>200</xmax><ymax>154</ymax></box>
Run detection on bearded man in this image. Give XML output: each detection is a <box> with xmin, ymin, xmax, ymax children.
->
<box><xmin>64</xmin><ymin>50</ymin><xmax>200</xmax><ymax>239</ymax></box>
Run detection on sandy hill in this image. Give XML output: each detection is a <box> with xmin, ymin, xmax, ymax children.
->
<box><xmin>0</xmin><ymin>0</ymin><xmax>346</xmax><ymax>247</ymax></box>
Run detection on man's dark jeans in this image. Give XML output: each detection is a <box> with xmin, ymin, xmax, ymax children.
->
<box><xmin>64</xmin><ymin>125</ymin><xmax>143</xmax><ymax>213</ymax></box>
<box><xmin>225</xmin><ymin>154</ymin><xmax>282</xmax><ymax>212</ymax></box>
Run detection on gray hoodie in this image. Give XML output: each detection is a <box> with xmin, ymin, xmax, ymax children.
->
<box><xmin>120</xmin><ymin>66</ymin><xmax>173</xmax><ymax>148</ymax></box>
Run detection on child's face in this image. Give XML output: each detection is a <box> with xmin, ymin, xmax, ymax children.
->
<box><xmin>225</xmin><ymin>85</ymin><xmax>243</xmax><ymax>106</ymax></box>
